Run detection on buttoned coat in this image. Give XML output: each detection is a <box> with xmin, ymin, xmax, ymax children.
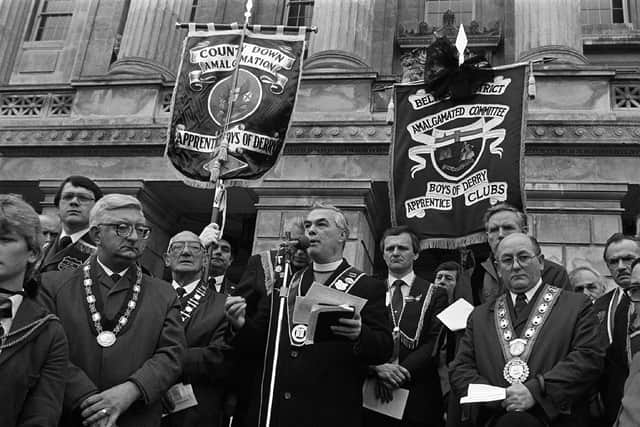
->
<box><xmin>450</xmin><ymin>287</ymin><xmax>604</xmax><ymax>427</ymax></box>
<box><xmin>365</xmin><ymin>276</ymin><xmax>448</xmax><ymax>427</ymax></box>
<box><xmin>235</xmin><ymin>260</ymin><xmax>393</xmax><ymax>427</ymax></box>
<box><xmin>39</xmin><ymin>259</ymin><xmax>185</xmax><ymax>427</ymax></box>
<box><xmin>162</xmin><ymin>282</ymin><xmax>231</xmax><ymax>427</ymax></box>
<box><xmin>0</xmin><ymin>297</ymin><xmax>68</xmax><ymax>427</ymax></box>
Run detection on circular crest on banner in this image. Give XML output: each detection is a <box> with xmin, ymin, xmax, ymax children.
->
<box><xmin>208</xmin><ymin>69</ymin><xmax>263</xmax><ymax>126</ymax></box>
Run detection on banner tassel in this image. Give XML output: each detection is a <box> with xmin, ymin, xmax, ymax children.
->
<box><xmin>528</xmin><ymin>61</ymin><xmax>536</xmax><ymax>100</ymax></box>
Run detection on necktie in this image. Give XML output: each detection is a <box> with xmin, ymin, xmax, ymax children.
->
<box><xmin>391</xmin><ymin>280</ymin><xmax>404</xmax><ymax>317</ymax></box>
<box><xmin>0</xmin><ymin>298</ymin><xmax>12</xmax><ymax>319</ymax></box>
<box><xmin>110</xmin><ymin>273</ymin><xmax>121</xmax><ymax>284</ymax></box>
<box><xmin>59</xmin><ymin>236</ymin><xmax>72</xmax><ymax>250</ymax></box>
<box><xmin>176</xmin><ymin>287</ymin><xmax>186</xmax><ymax>298</ymax></box>
<box><xmin>514</xmin><ymin>293</ymin><xmax>528</xmax><ymax>320</ymax></box>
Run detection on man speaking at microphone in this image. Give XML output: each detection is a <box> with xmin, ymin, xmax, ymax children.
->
<box><xmin>225</xmin><ymin>203</ymin><xmax>393</xmax><ymax>427</ymax></box>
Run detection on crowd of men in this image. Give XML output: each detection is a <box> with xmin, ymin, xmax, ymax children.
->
<box><xmin>1</xmin><ymin>174</ymin><xmax>640</xmax><ymax>427</ymax></box>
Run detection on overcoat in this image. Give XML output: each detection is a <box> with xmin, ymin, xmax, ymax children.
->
<box><xmin>39</xmin><ymin>259</ymin><xmax>185</xmax><ymax>427</ymax></box>
<box><xmin>39</xmin><ymin>232</ymin><xmax>96</xmax><ymax>273</ymax></box>
<box><xmin>234</xmin><ymin>259</ymin><xmax>393</xmax><ymax>427</ymax></box>
<box><xmin>0</xmin><ymin>297</ymin><xmax>68</xmax><ymax>427</ymax></box>
<box><xmin>450</xmin><ymin>286</ymin><xmax>604</xmax><ymax>427</ymax></box>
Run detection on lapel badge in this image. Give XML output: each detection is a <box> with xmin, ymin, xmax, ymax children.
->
<box><xmin>335</xmin><ymin>280</ymin><xmax>348</xmax><ymax>291</ymax></box>
<box><xmin>345</xmin><ymin>277</ymin><xmax>354</xmax><ymax>285</ymax></box>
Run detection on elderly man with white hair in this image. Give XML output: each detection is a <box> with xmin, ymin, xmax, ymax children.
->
<box><xmin>39</xmin><ymin>194</ymin><xmax>186</xmax><ymax>427</ymax></box>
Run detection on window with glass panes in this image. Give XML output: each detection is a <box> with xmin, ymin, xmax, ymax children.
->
<box><xmin>286</xmin><ymin>0</ymin><xmax>314</xmax><ymax>27</ymax></box>
<box><xmin>29</xmin><ymin>0</ymin><xmax>74</xmax><ymax>41</ymax></box>
<box><xmin>425</xmin><ymin>0</ymin><xmax>475</xmax><ymax>27</ymax></box>
<box><xmin>581</xmin><ymin>0</ymin><xmax>629</xmax><ymax>24</ymax></box>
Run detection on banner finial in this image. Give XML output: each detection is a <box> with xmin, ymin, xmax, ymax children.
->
<box><xmin>455</xmin><ymin>24</ymin><xmax>467</xmax><ymax>66</ymax></box>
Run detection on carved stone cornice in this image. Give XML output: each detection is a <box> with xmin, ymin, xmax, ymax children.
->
<box><xmin>285</xmin><ymin>121</ymin><xmax>392</xmax><ymax>142</ymax></box>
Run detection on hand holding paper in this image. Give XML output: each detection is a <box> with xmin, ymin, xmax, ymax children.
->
<box><xmin>460</xmin><ymin>384</ymin><xmax>506</xmax><ymax>404</ymax></box>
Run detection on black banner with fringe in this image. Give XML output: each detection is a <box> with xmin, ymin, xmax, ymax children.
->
<box><xmin>391</xmin><ymin>65</ymin><xmax>527</xmax><ymax>249</ymax></box>
<box><xmin>166</xmin><ymin>28</ymin><xmax>306</xmax><ymax>187</ymax></box>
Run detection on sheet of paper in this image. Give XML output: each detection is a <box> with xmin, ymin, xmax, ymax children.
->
<box><xmin>362</xmin><ymin>377</ymin><xmax>409</xmax><ymax>420</ymax></box>
<box><xmin>165</xmin><ymin>382</ymin><xmax>198</xmax><ymax>413</ymax></box>
<box><xmin>436</xmin><ymin>298</ymin><xmax>475</xmax><ymax>331</ymax></box>
<box><xmin>292</xmin><ymin>282</ymin><xmax>367</xmax><ymax>324</ymax></box>
<box><xmin>460</xmin><ymin>383</ymin><xmax>506</xmax><ymax>404</ymax></box>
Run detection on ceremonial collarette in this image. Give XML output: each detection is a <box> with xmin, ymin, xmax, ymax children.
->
<box><xmin>494</xmin><ymin>284</ymin><xmax>561</xmax><ymax>384</ymax></box>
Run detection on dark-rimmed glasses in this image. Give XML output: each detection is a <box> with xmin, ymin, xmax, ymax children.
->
<box><xmin>497</xmin><ymin>252</ymin><xmax>541</xmax><ymax>269</ymax></box>
<box><xmin>99</xmin><ymin>223</ymin><xmax>151</xmax><ymax>239</ymax></box>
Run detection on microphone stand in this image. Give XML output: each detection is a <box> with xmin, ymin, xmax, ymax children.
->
<box><xmin>264</xmin><ymin>237</ymin><xmax>293</xmax><ymax>427</ymax></box>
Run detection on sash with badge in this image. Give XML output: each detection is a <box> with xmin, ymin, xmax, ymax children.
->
<box><xmin>390</xmin><ymin>283</ymin><xmax>436</xmax><ymax>355</ymax></box>
<box><xmin>286</xmin><ymin>267</ymin><xmax>367</xmax><ymax>347</ymax></box>
<box><xmin>493</xmin><ymin>285</ymin><xmax>560</xmax><ymax>384</ymax></box>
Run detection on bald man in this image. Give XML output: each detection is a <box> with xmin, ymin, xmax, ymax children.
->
<box><xmin>162</xmin><ymin>230</ymin><xmax>231</xmax><ymax>427</ymax></box>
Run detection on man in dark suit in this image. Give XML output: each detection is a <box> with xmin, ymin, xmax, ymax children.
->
<box><xmin>450</xmin><ymin>233</ymin><xmax>603</xmax><ymax>427</ymax></box>
<box><xmin>0</xmin><ymin>194</ymin><xmax>69</xmax><ymax>427</ymax></box>
<box><xmin>225</xmin><ymin>202</ymin><xmax>393</xmax><ymax>427</ymax></box>
<box><xmin>364</xmin><ymin>226</ymin><xmax>448</xmax><ymax>427</ymax></box>
<box><xmin>593</xmin><ymin>233</ymin><xmax>640</xmax><ymax>424</ymax></box>
<box><xmin>470</xmin><ymin>203</ymin><xmax>570</xmax><ymax>305</ymax></box>
<box><xmin>39</xmin><ymin>175</ymin><xmax>103</xmax><ymax>273</ymax></box>
<box><xmin>39</xmin><ymin>194</ymin><xmax>185</xmax><ymax>427</ymax></box>
<box><xmin>208</xmin><ymin>237</ymin><xmax>236</xmax><ymax>294</ymax></box>
<box><xmin>161</xmin><ymin>230</ymin><xmax>231</xmax><ymax>427</ymax></box>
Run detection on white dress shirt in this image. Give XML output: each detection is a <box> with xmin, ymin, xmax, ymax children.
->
<box><xmin>387</xmin><ymin>271</ymin><xmax>416</xmax><ymax>299</ymax></box>
<box><xmin>0</xmin><ymin>293</ymin><xmax>23</xmax><ymax>336</ymax></box>
<box><xmin>172</xmin><ymin>279</ymin><xmax>200</xmax><ymax>295</ymax></box>
<box><xmin>60</xmin><ymin>227</ymin><xmax>90</xmax><ymax>244</ymax></box>
<box><xmin>509</xmin><ymin>279</ymin><xmax>543</xmax><ymax>306</ymax></box>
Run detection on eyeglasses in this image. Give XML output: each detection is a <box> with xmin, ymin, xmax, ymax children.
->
<box><xmin>624</xmin><ymin>286</ymin><xmax>640</xmax><ymax>302</ymax></box>
<box><xmin>60</xmin><ymin>192</ymin><xmax>95</xmax><ymax>204</ymax></box>
<box><xmin>606</xmin><ymin>255</ymin><xmax>637</xmax><ymax>268</ymax></box>
<box><xmin>168</xmin><ymin>241</ymin><xmax>204</xmax><ymax>255</ymax></box>
<box><xmin>497</xmin><ymin>252</ymin><xmax>540</xmax><ymax>269</ymax></box>
<box><xmin>99</xmin><ymin>223</ymin><xmax>151</xmax><ymax>239</ymax></box>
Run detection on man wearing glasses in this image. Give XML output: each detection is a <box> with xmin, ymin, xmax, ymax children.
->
<box><xmin>593</xmin><ymin>233</ymin><xmax>640</xmax><ymax>425</ymax></box>
<box><xmin>471</xmin><ymin>203</ymin><xmax>570</xmax><ymax>305</ymax></box>
<box><xmin>40</xmin><ymin>175</ymin><xmax>103</xmax><ymax>273</ymax></box>
<box><xmin>161</xmin><ymin>230</ymin><xmax>231</xmax><ymax>427</ymax></box>
<box><xmin>39</xmin><ymin>194</ymin><xmax>185</xmax><ymax>427</ymax></box>
<box><xmin>451</xmin><ymin>233</ymin><xmax>603</xmax><ymax>427</ymax></box>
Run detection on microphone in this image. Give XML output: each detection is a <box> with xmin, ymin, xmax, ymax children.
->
<box><xmin>280</xmin><ymin>235</ymin><xmax>310</xmax><ymax>250</ymax></box>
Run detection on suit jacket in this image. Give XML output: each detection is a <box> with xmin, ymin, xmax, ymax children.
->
<box><xmin>236</xmin><ymin>250</ymin><xmax>281</xmax><ymax>317</ymax></box>
<box><xmin>593</xmin><ymin>288</ymin><xmax>628</xmax><ymax>425</ymax></box>
<box><xmin>450</xmin><ymin>286</ymin><xmax>604</xmax><ymax>427</ymax></box>
<box><xmin>38</xmin><ymin>232</ymin><xmax>96</xmax><ymax>274</ymax></box>
<box><xmin>614</xmin><ymin>352</ymin><xmax>640</xmax><ymax>427</ymax></box>
<box><xmin>162</xmin><ymin>281</ymin><xmax>231</xmax><ymax>427</ymax></box>
<box><xmin>39</xmin><ymin>259</ymin><xmax>186</xmax><ymax>427</ymax></box>
<box><xmin>0</xmin><ymin>298</ymin><xmax>68</xmax><ymax>427</ymax></box>
<box><xmin>234</xmin><ymin>260</ymin><xmax>393</xmax><ymax>427</ymax></box>
<box><xmin>473</xmin><ymin>258</ymin><xmax>570</xmax><ymax>305</ymax></box>
<box><xmin>367</xmin><ymin>277</ymin><xmax>448</xmax><ymax>426</ymax></box>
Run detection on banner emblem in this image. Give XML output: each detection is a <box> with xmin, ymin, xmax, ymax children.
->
<box><xmin>208</xmin><ymin>69</ymin><xmax>263</xmax><ymax>126</ymax></box>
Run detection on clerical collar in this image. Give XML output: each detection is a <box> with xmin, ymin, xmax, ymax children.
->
<box><xmin>60</xmin><ymin>227</ymin><xmax>90</xmax><ymax>244</ymax></box>
<box><xmin>509</xmin><ymin>279</ymin><xmax>542</xmax><ymax>305</ymax></box>
<box><xmin>172</xmin><ymin>279</ymin><xmax>200</xmax><ymax>295</ymax></box>
<box><xmin>313</xmin><ymin>259</ymin><xmax>342</xmax><ymax>272</ymax></box>
<box><xmin>387</xmin><ymin>271</ymin><xmax>415</xmax><ymax>289</ymax></box>
<box><xmin>96</xmin><ymin>257</ymin><xmax>130</xmax><ymax>278</ymax></box>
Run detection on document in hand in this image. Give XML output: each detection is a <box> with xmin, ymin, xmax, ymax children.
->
<box><xmin>460</xmin><ymin>384</ymin><xmax>506</xmax><ymax>404</ymax></box>
<box><xmin>362</xmin><ymin>377</ymin><xmax>409</xmax><ymax>420</ymax></box>
<box><xmin>293</xmin><ymin>282</ymin><xmax>367</xmax><ymax>324</ymax></box>
<box><xmin>436</xmin><ymin>298</ymin><xmax>475</xmax><ymax>331</ymax></box>
<box><xmin>305</xmin><ymin>303</ymin><xmax>355</xmax><ymax>344</ymax></box>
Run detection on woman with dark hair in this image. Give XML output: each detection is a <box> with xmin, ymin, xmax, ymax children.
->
<box><xmin>0</xmin><ymin>194</ymin><xmax>69</xmax><ymax>426</ymax></box>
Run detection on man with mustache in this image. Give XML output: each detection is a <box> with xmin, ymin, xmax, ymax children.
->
<box><xmin>593</xmin><ymin>233</ymin><xmax>640</xmax><ymax>424</ymax></box>
<box><xmin>39</xmin><ymin>176</ymin><xmax>103</xmax><ymax>273</ymax></box>
<box><xmin>39</xmin><ymin>194</ymin><xmax>185</xmax><ymax>427</ymax></box>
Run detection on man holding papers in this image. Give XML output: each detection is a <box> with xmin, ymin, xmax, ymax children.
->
<box><xmin>225</xmin><ymin>203</ymin><xmax>392</xmax><ymax>427</ymax></box>
<box><xmin>450</xmin><ymin>233</ymin><xmax>603</xmax><ymax>427</ymax></box>
<box><xmin>364</xmin><ymin>226</ymin><xmax>448</xmax><ymax>427</ymax></box>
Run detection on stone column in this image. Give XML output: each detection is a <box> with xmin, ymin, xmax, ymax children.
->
<box><xmin>514</xmin><ymin>0</ymin><xmax>583</xmax><ymax>61</ymax></box>
<box><xmin>0</xmin><ymin>0</ymin><xmax>32</xmax><ymax>83</ymax></box>
<box><xmin>308</xmin><ymin>0</ymin><xmax>375</xmax><ymax>67</ymax></box>
<box><xmin>112</xmin><ymin>0</ymin><xmax>192</xmax><ymax>78</ymax></box>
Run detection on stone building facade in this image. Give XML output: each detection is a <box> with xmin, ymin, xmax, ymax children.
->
<box><xmin>0</xmin><ymin>0</ymin><xmax>639</xmax><ymax>279</ymax></box>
